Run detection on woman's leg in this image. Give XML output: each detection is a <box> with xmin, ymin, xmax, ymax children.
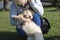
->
<box><xmin>32</xmin><ymin>13</ymin><xmax>41</xmax><ymax>27</ymax></box>
<box><xmin>16</xmin><ymin>27</ymin><xmax>27</xmax><ymax>40</ymax></box>
<box><xmin>16</xmin><ymin>26</ymin><xmax>27</xmax><ymax>37</ymax></box>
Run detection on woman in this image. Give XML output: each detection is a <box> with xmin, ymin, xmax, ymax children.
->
<box><xmin>10</xmin><ymin>0</ymin><xmax>44</xmax><ymax>37</ymax></box>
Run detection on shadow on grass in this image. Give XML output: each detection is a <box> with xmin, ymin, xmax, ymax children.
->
<box><xmin>0</xmin><ymin>32</ymin><xmax>27</xmax><ymax>40</ymax></box>
<box><xmin>0</xmin><ymin>32</ymin><xmax>60</xmax><ymax>40</ymax></box>
<box><xmin>45</xmin><ymin>36</ymin><xmax>60</xmax><ymax>40</ymax></box>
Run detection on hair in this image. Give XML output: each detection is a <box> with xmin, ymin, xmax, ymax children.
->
<box><xmin>14</xmin><ymin>0</ymin><xmax>27</xmax><ymax>6</ymax></box>
<box><xmin>14</xmin><ymin>0</ymin><xmax>28</xmax><ymax>9</ymax></box>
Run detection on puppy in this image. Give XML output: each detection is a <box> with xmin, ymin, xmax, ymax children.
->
<box><xmin>14</xmin><ymin>9</ymin><xmax>44</xmax><ymax>40</ymax></box>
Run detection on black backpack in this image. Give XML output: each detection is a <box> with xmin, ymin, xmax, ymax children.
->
<box><xmin>41</xmin><ymin>17</ymin><xmax>51</xmax><ymax>34</ymax></box>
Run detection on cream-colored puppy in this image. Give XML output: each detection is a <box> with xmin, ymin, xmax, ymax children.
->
<box><xmin>14</xmin><ymin>9</ymin><xmax>44</xmax><ymax>40</ymax></box>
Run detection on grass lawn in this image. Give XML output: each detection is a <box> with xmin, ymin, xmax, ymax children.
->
<box><xmin>0</xmin><ymin>7</ymin><xmax>60</xmax><ymax>40</ymax></box>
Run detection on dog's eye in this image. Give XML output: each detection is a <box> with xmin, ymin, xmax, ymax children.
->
<box><xmin>29</xmin><ymin>16</ymin><xmax>31</xmax><ymax>19</ymax></box>
<box><xmin>29</xmin><ymin>16</ymin><xmax>31</xmax><ymax>18</ymax></box>
<box><xmin>23</xmin><ymin>15</ymin><xmax>26</xmax><ymax>17</ymax></box>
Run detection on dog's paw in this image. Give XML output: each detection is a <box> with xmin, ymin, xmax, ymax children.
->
<box><xmin>12</xmin><ymin>15</ymin><xmax>18</xmax><ymax>21</ymax></box>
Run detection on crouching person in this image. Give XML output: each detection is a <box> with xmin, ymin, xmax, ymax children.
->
<box><xmin>10</xmin><ymin>0</ymin><xmax>44</xmax><ymax>40</ymax></box>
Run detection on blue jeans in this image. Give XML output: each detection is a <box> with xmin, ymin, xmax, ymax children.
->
<box><xmin>32</xmin><ymin>13</ymin><xmax>41</xmax><ymax>26</ymax></box>
<box><xmin>16</xmin><ymin>13</ymin><xmax>41</xmax><ymax>36</ymax></box>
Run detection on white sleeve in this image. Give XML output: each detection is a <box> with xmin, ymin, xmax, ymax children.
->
<box><xmin>29</xmin><ymin>0</ymin><xmax>44</xmax><ymax>16</ymax></box>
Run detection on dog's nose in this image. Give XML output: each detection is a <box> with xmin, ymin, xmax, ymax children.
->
<box><xmin>26</xmin><ymin>15</ymin><xmax>29</xmax><ymax>18</ymax></box>
<box><xmin>23</xmin><ymin>15</ymin><xmax>29</xmax><ymax>18</ymax></box>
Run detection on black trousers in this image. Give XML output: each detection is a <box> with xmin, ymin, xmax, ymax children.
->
<box><xmin>4</xmin><ymin>0</ymin><xmax>9</xmax><ymax>9</ymax></box>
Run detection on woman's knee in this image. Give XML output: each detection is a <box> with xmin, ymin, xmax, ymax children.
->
<box><xmin>32</xmin><ymin>13</ymin><xmax>41</xmax><ymax>26</ymax></box>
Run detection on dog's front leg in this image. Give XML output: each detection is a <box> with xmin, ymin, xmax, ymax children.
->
<box><xmin>34</xmin><ymin>33</ymin><xmax>44</xmax><ymax>40</ymax></box>
<box><xmin>27</xmin><ymin>36</ymin><xmax>33</xmax><ymax>40</ymax></box>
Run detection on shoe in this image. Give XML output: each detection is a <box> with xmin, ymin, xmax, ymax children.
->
<box><xmin>0</xmin><ymin>8</ymin><xmax>3</xmax><ymax>11</ymax></box>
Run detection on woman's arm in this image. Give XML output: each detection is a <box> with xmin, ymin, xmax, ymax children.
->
<box><xmin>10</xmin><ymin>2</ymin><xmax>17</xmax><ymax>26</ymax></box>
<box><xmin>29</xmin><ymin>0</ymin><xmax>44</xmax><ymax>16</ymax></box>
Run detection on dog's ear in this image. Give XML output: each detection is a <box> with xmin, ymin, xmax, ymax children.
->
<box><xmin>27</xmin><ymin>10</ymin><xmax>34</xmax><ymax>15</ymax></box>
<box><xmin>31</xmin><ymin>11</ymin><xmax>34</xmax><ymax>14</ymax></box>
<box><xmin>29</xmin><ymin>16</ymin><xmax>33</xmax><ymax>20</ymax></box>
<box><xmin>26</xmin><ymin>10</ymin><xmax>34</xmax><ymax>19</ymax></box>
<box><xmin>29</xmin><ymin>15</ymin><xmax>33</xmax><ymax>20</ymax></box>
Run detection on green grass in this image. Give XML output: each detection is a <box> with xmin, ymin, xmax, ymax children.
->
<box><xmin>0</xmin><ymin>7</ymin><xmax>60</xmax><ymax>40</ymax></box>
<box><xmin>44</xmin><ymin>7</ymin><xmax>60</xmax><ymax>40</ymax></box>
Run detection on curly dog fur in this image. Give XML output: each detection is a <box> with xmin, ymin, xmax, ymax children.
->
<box><xmin>14</xmin><ymin>9</ymin><xmax>44</xmax><ymax>40</ymax></box>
